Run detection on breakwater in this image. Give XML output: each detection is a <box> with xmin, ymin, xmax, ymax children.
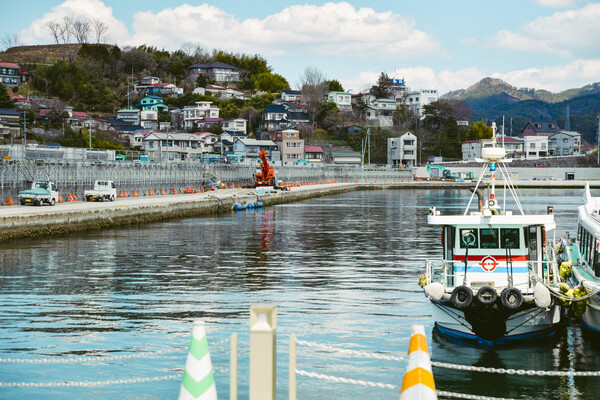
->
<box><xmin>0</xmin><ymin>159</ymin><xmax>412</xmax><ymax>202</ymax></box>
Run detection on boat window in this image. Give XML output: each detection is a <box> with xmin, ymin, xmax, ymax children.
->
<box><xmin>459</xmin><ymin>228</ymin><xmax>478</xmax><ymax>248</ymax></box>
<box><xmin>501</xmin><ymin>229</ymin><xmax>520</xmax><ymax>249</ymax></box>
<box><xmin>480</xmin><ymin>228</ymin><xmax>499</xmax><ymax>249</ymax></box>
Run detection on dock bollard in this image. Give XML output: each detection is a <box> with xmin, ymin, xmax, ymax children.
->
<box><xmin>249</xmin><ymin>305</ymin><xmax>277</xmax><ymax>400</ymax></box>
<box><xmin>399</xmin><ymin>325</ymin><xmax>437</xmax><ymax>400</ymax></box>
<box><xmin>178</xmin><ymin>320</ymin><xmax>218</xmax><ymax>400</ymax></box>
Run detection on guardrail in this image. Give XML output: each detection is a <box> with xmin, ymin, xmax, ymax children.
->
<box><xmin>3</xmin><ymin>306</ymin><xmax>600</xmax><ymax>399</ymax></box>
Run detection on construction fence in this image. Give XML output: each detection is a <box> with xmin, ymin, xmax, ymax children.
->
<box><xmin>0</xmin><ymin>159</ymin><xmax>413</xmax><ymax>202</ymax></box>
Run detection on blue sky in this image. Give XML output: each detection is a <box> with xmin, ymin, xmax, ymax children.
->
<box><xmin>2</xmin><ymin>0</ymin><xmax>600</xmax><ymax>94</ymax></box>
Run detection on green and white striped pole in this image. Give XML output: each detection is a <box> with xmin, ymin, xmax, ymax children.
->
<box><xmin>179</xmin><ymin>320</ymin><xmax>218</xmax><ymax>400</ymax></box>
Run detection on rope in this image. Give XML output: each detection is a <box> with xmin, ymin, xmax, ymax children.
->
<box><xmin>0</xmin><ymin>348</ymin><xmax>188</xmax><ymax>364</ymax></box>
<box><xmin>431</xmin><ymin>361</ymin><xmax>600</xmax><ymax>377</ymax></box>
<box><xmin>0</xmin><ymin>374</ymin><xmax>180</xmax><ymax>388</ymax></box>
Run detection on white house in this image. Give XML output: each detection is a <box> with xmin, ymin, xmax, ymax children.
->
<box><xmin>117</xmin><ymin>109</ymin><xmax>141</xmax><ymax>126</ymax></box>
<box><xmin>221</xmin><ymin>118</ymin><xmax>247</xmax><ymax>133</ymax></box>
<box><xmin>140</xmin><ymin>109</ymin><xmax>158</xmax><ymax>130</ymax></box>
<box><xmin>142</xmin><ymin>132</ymin><xmax>206</xmax><ymax>161</ymax></box>
<box><xmin>183</xmin><ymin>101</ymin><xmax>220</xmax><ymax>129</ymax></box>
<box><xmin>327</xmin><ymin>91</ymin><xmax>352</xmax><ymax>111</ymax></box>
<box><xmin>281</xmin><ymin>90</ymin><xmax>303</xmax><ymax>102</ymax></box>
<box><xmin>404</xmin><ymin>89</ymin><xmax>438</xmax><ymax>117</ymax></box>
<box><xmin>232</xmin><ymin>138</ymin><xmax>278</xmax><ymax>160</ymax></box>
<box><xmin>523</xmin><ymin>135</ymin><xmax>548</xmax><ymax>160</ymax></box>
<box><xmin>387</xmin><ymin>132</ymin><xmax>417</xmax><ymax>167</ymax></box>
<box><xmin>364</xmin><ymin>98</ymin><xmax>396</xmax><ymax>127</ymax></box>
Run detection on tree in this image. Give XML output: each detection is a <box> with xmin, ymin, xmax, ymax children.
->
<box><xmin>327</xmin><ymin>79</ymin><xmax>344</xmax><ymax>92</ymax></box>
<box><xmin>46</xmin><ymin>22</ymin><xmax>62</xmax><ymax>44</ymax></box>
<box><xmin>239</xmin><ymin>106</ymin><xmax>260</xmax><ymax>133</ymax></box>
<box><xmin>370</xmin><ymin>72</ymin><xmax>393</xmax><ymax>99</ymax></box>
<box><xmin>0</xmin><ymin>33</ymin><xmax>21</xmax><ymax>50</ymax></box>
<box><xmin>252</xmin><ymin>72</ymin><xmax>289</xmax><ymax>93</ymax></box>
<box><xmin>72</xmin><ymin>18</ymin><xmax>90</xmax><ymax>44</ymax></box>
<box><xmin>298</xmin><ymin>66</ymin><xmax>328</xmax><ymax>130</ymax></box>
<box><xmin>0</xmin><ymin>84</ymin><xmax>15</xmax><ymax>109</ymax></box>
<box><xmin>195</xmin><ymin>73</ymin><xmax>208</xmax><ymax>88</ymax></box>
<box><xmin>60</xmin><ymin>17</ymin><xmax>74</xmax><ymax>43</ymax></box>
<box><xmin>91</xmin><ymin>19</ymin><xmax>109</xmax><ymax>43</ymax></box>
<box><xmin>469</xmin><ymin>120</ymin><xmax>493</xmax><ymax>139</ymax></box>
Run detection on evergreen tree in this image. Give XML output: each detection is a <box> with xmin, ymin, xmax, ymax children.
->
<box><xmin>0</xmin><ymin>84</ymin><xmax>15</xmax><ymax>109</ymax></box>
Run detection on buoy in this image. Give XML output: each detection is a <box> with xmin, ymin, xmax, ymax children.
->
<box><xmin>424</xmin><ymin>282</ymin><xmax>444</xmax><ymax>301</ymax></box>
<box><xmin>179</xmin><ymin>320</ymin><xmax>218</xmax><ymax>400</ymax></box>
<box><xmin>399</xmin><ymin>325</ymin><xmax>437</xmax><ymax>400</ymax></box>
<box><xmin>233</xmin><ymin>204</ymin><xmax>246</xmax><ymax>211</ymax></box>
<box><xmin>255</xmin><ymin>202</ymin><xmax>263</xmax><ymax>208</ymax></box>
<box><xmin>533</xmin><ymin>282</ymin><xmax>552</xmax><ymax>308</ymax></box>
<box><xmin>247</xmin><ymin>202</ymin><xmax>255</xmax><ymax>209</ymax></box>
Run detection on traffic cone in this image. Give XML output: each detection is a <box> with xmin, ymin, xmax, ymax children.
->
<box><xmin>161</xmin><ymin>189</ymin><xmax>166</xmax><ymax>195</ymax></box>
<box><xmin>179</xmin><ymin>320</ymin><xmax>217</xmax><ymax>400</ymax></box>
<box><xmin>57</xmin><ymin>193</ymin><xmax>63</xmax><ymax>203</ymax></box>
<box><xmin>399</xmin><ymin>325</ymin><xmax>437</xmax><ymax>400</ymax></box>
<box><xmin>172</xmin><ymin>188</ymin><xmax>178</xmax><ymax>195</ymax></box>
<box><xmin>5</xmin><ymin>196</ymin><xmax>14</xmax><ymax>206</ymax></box>
<box><xmin>132</xmin><ymin>190</ymin><xmax>139</xmax><ymax>197</ymax></box>
<box><xmin>148</xmin><ymin>189</ymin><xmax>154</xmax><ymax>196</ymax></box>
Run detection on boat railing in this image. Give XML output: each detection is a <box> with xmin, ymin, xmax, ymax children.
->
<box><xmin>424</xmin><ymin>259</ymin><xmax>532</xmax><ymax>292</ymax></box>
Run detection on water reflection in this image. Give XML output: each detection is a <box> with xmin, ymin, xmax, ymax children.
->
<box><xmin>0</xmin><ymin>189</ymin><xmax>597</xmax><ymax>400</ymax></box>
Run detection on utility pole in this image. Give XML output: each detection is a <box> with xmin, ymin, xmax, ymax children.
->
<box><xmin>21</xmin><ymin>110</ymin><xmax>27</xmax><ymax>158</ymax></box>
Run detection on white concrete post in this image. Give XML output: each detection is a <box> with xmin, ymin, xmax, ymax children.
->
<box><xmin>249</xmin><ymin>305</ymin><xmax>277</xmax><ymax>400</ymax></box>
<box><xmin>230</xmin><ymin>333</ymin><xmax>238</xmax><ymax>400</ymax></box>
<box><xmin>289</xmin><ymin>334</ymin><xmax>297</xmax><ymax>400</ymax></box>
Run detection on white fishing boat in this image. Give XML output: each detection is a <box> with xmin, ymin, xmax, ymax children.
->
<box><xmin>555</xmin><ymin>182</ymin><xmax>600</xmax><ymax>333</ymax></box>
<box><xmin>421</xmin><ymin>123</ymin><xmax>563</xmax><ymax>344</ymax></box>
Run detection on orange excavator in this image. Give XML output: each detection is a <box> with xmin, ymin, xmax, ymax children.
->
<box><xmin>254</xmin><ymin>148</ymin><xmax>276</xmax><ymax>187</ymax></box>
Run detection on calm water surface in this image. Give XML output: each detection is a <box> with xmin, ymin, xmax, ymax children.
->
<box><xmin>1</xmin><ymin>188</ymin><xmax>599</xmax><ymax>400</ymax></box>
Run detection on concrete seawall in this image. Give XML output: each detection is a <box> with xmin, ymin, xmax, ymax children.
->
<box><xmin>1</xmin><ymin>181</ymin><xmax>599</xmax><ymax>241</ymax></box>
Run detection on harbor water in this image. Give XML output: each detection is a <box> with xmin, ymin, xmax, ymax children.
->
<box><xmin>1</xmin><ymin>188</ymin><xmax>600</xmax><ymax>399</ymax></box>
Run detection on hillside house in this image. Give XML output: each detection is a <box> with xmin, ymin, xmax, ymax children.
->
<box><xmin>549</xmin><ymin>130</ymin><xmax>581</xmax><ymax>156</ymax></box>
<box><xmin>364</xmin><ymin>98</ymin><xmax>396</xmax><ymax>127</ymax></box>
<box><xmin>183</xmin><ymin>101</ymin><xmax>220</xmax><ymax>130</ymax></box>
<box><xmin>0</xmin><ymin>62</ymin><xmax>21</xmax><ymax>87</ymax></box>
<box><xmin>142</xmin><ymin>132</ymin><xmax>208</xmax><ymax>161</ymax></box>
<box><xmin>304</xmin><ymin>145</ymin><xmax>324</xmax><ymax>164</ymax></box>
<box><xmin>221</xmin><ymin>118</ymin><xmax>247</xmax><ymax>133</ymax></box>
<box><xmin>233</xmin><ymin>138</ymin><xmax>278</xmax><ymax>161</ymax></box>
<box><xmin>327</xmin><ymin>91</ymin><xmax>352</xmax><ymax>111</ymax></box>
<box><xmin>188</xmin><ymin>62</ymin><xmax>241</xmax><ymax>83</ymax></box>
<box><xmin>135</xmin><ymin>95</ymin><xmax>169</xmax><ymax>112</ymax></box>
<box><xmin>521</xmin><ymin>121</ymin><xmax>561</xmax><ymax>137</ymax></box>
<box><xmin>404</xmin><ymin>89</ymin><xmax>438</xmax><ymax>117</ymax></box>
<box><xmin>281</xmin><ymin>90</ymin><xmax>303</xmax><ymax>102</ymax></box>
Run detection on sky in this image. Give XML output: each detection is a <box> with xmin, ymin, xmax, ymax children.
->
<box><xmin>2</xmin><ymin>0</ymin><xmax>600</xmax><ymax>95</ymax></box>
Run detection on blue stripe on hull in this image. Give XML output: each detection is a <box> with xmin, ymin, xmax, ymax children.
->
<box><xmin>435</xmin><ymin>323</ymin><xmax>558</xmax><ymax>346</ymax></box>
<box><xmin>581</xmin><ymin>318</ymin><xmax>600</xmax><ymax>334</ymax></box>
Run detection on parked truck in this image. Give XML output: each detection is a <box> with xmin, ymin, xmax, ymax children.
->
<box><xmin>84</xmin><ymin>180</ymin><xmax>117</xmax><ymax>202</ymax></box>
<box><xmin>18</xmin><ymin>181</ymin><xmax>60</xmax><ymax>206</ymax></box>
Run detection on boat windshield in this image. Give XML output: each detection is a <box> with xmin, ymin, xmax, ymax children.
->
<box><xmin>458</xmin><ymin>227</ymin><xmax>521</xmax><ymax>250</ymax></box>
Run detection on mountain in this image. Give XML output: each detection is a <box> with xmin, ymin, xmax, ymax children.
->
<box><xmin>442</xmin><ymin>78</ymin><xmax>600</xmax><ymax>143</ymax></box>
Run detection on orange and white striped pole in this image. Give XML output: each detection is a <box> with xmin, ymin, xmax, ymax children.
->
<box><xmin>399</xmin><ymin>325</ymin><xmax>437</xmax><ymax>400</ymax></box>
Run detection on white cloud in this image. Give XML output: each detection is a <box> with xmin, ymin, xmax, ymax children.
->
<box><xmin>491</xmin><ymin>59</ymin><xmax>600</xmax><ymax>91</ymax></box>
<box><xmin>341</xmin><ymin>60</ymin><xmax>600</xmax><ymax>95</ymax></box>
<box><xmin>485</xmin><ymin>3</ymin><xmax>600</xmax><ymax>57</ymax></box>
<box><xmin>125</xmin><ymin>2</ymin><xmax>442</xmax><ymax>58</ymax></box>
<box><xmin>18</xmin><ymin>0</ymin><xmax>129</xmax><ymax>45</ymax></box>
<box><xmin>532</xmin><ymin>0</ymin><xmax>580</xmax><ymax>8</ymax></box>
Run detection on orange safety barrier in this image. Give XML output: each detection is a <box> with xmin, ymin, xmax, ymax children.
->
<box><xmin>172</xmin><ymin>188</ymin><xmax>178</xmax><ymax>195</ymax></box>
<box><xmin>57</xmin><ymin>193</ymin><xmax>63</xmax><ymax>203</ymax></box>
<box><xmin>5</xmin><ymin>196</ymin><xmax>14</xmax><ymax>206</ymax></box>
<box><xmin>184</xmin><ymin>187</ymin><xmax>194</xmax><ymax>194</ymax></box>
<box><xmin>132</xmin><ymin>190</ymin><xmax>139</xmax><ymax>197</ymax></box>
<box><xmin>148</xmin><ymin>189</ymin><xmax>154</xmax><ymax>196</ymax></box>
<box><xmin>160</xmin><ymin>189</ymin><xmax>166</xmax><ymax>195</ymax></box>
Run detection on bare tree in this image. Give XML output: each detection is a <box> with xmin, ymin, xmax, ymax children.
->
<box><xmin>61</xmin><ymin>16</ymin><xmax>74</xmax><ymax>43</ymax></box>
<box><xmin>91</xmin><ymin>18</ymin><xmax>108</xmax><ymax>44</ymax></box>
<box><xmin>72</xmin><ymin>18</ymin><xmax>91</xmax><ymax>44</ymax></box>
<box><xmin>0</xmin><ymin>33</ymin><xmax>21</xmax><ymax>50</ymax></box>
<box><xmin>298</xmin><ymin>66</ymin><xmax>329</xmax><ymax>131</ymax></box>
<box><xmin>46</xmin><ymin>22</ymin><xmax>62</xmax><ymax>44</ymax></box>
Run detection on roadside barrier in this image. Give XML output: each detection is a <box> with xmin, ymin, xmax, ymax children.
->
<box><xmin>399</xmin><ymin>325</ymin><xmax>436</xmax><ymax>399</ymax></box>
<box><xmin>118</xmin><ymin>190</ymin><xmax>129</xmax><ymax>198</ymax></box>
<box><xmin>5</xmin><ymin>196</ymin><xmax>14</xmax><ymax>206</ymax></box>
<box><xmin>179</xmin><ymin>321</ymin><xmax>218</xmax><ymax>400</ymax></box>
<box><xmin>132</xmin><ymin>190</ymin><xmax>139</xmax><ymax>197</ymax></box>
<box><xmin>67</xmin><ymin>193</ymin><xmax>78</xmax><ymax>202</ymax></box>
